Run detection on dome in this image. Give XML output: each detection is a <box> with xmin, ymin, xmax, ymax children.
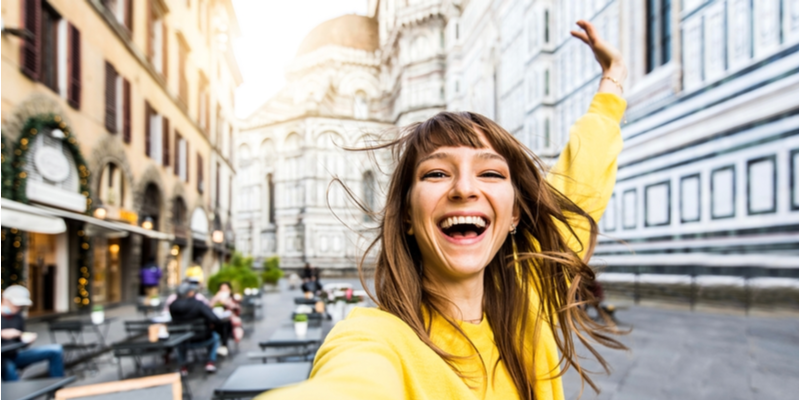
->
<box><xmin>296</xmin><ymin>15</ymin><xmax>379</xmax><ymax>57</ymax></box>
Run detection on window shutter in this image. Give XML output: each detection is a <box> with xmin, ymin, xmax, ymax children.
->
<box><xmin>162</xmin><ymin>117</ymin><xmax>170</xmax><ymax>166</ymax></box>
<box><xmin>162</xmin><ymin>22</ymin><xmax>168</xmax><ymax>79</ymax></box>
<box><xmin>145</xmin><ymin>101</ymin><xmax>152</xmax><ymax>157</ymax></box>
<box><xmin>185</xmin><ymin>141</ymin><xmax>190</xmax><ymax>182</ymax></box>
<box><xmin>124</xmin><ymin>0</ymin><xmax>133</xmax><ymax>33</ymax></box>
<box><xmin>21</xmin><ymin>0</ymin><xmax>41</xmax><ymax>80</ymax></box>
<box><xmin>197</xmin><ymin>154</ymin><xmax>203</xmax><ymax>193</ymax></box>
<box><xmin>146</xmin><ymin>0</ymin><xmax>153</xmax><ymax>60</ymax></box>
<box><xmin>105</xmin><ymin>62</ymin><xmax>117</xmax><ymax>133</ymax></box>
<box><xmin>204</xmin><ymin>95</ymin><xmax>210</xmax><ymax>135</ymax></box>
<box><xmin>67</xmin><ymin>24</ymin><xmax>81</xmax><ymax>109</ymax></box>
<box><xmin>173</xmin><ymin>131</ymin><xmax>180</xmax><ymax>176</ymax></box>
<box><xmin>122</xmin><ymin>78</ymin><xmax>131</xmax><ymax>143</ymax></box>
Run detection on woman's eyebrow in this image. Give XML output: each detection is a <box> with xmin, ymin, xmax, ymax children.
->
<box><xmin>416</xmin><ymin>152</ymin><xmax>450</xmax><ymax>167</ymax></box>
<box><xmin>476</xmin><ymin>152</ymin><xmax>506</xmax><ymax>162</ymax></box>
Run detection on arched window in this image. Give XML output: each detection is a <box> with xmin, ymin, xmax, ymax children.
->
<box><xmin>172</xmin><ymin>197</ymin><xmax>187</xmax><ymax>236</ymax></box>
<box><xmin>362</xmin><ymin>171</ymin><xmax>376</xmax><ymax>222</ymax></box>
<box><xmin>99</xmin><ymin>163</ymin><xmax>127</xmax><ymax>208</ymax></box>
<box><xmin>354</xmin><ymin>91</ymin><xmax>368</xmax><ymax>120</ymax></box>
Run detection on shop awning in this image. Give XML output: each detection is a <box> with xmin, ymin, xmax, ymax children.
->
<box><xmin>1</xmin><ymin>198</ymin><xmax>67</xmax><ymax>234</ymax></box>
<box><xmin>31</xmin><ymin>204</ymin><xmax>174</xmax><ymax>241</ymax></box>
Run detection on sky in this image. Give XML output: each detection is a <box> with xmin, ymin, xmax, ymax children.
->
<box><xmin>231</xmin><ymin>0</ymin><xmax>369</xmax><ymax>120</ymax></box>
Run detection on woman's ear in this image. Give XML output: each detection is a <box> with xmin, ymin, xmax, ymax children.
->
<box><xmin>512</xmin><ymin>204</ymin><xmax>521</xmax><ymax>231</ymax></box>
<box><xmin>405</xmin><ymin>208</ymin><xmax>414</xmax><ymax>235</ymax></box>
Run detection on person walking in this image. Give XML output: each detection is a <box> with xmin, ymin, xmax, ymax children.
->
<box><xmin>1</xmin><ymin>285</ymin><xmax>65</xmax><ymax>381</ymax></box>
<box><xmin>258</xmin><ymin>20</ymin><xmax>626</xmax><ymax>400</ymax></box>
<box><xmin>140</xmin><ymin>257</ymin><xmax>162</xmax><ymax>297</ymax></box>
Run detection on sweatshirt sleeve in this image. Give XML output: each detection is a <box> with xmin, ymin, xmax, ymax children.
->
<box><xmin>256</xmin><ymin>322</ymin><xmax>406</xmax><ymax>400</ymax></box>
<box><xmin>546</xmin><ymin>93</ymin><xmax>626</xmax><ymax>259</ymax></box>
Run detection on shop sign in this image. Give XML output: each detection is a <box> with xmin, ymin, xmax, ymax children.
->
<box><xmin>34</xmin><ymin>147</ymin><xmax>70</xmax><ymax>182</ymax></box>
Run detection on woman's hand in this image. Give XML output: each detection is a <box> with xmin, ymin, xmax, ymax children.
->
<box><xmin>571</xmin><ymin>20</ymin><xmax>627</xmax><ymax>94</ymax></box>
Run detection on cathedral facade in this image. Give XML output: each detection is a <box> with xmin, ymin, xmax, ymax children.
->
<box><xmin>238</xmin><ymin>0</ymin><xmax>798</xmax><ymax>275</ymax></box>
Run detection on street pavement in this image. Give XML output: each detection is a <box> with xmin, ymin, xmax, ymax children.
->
<box><xmin>21</xmin><ymin>279</ymin><xmax>798</xmax><ymax>400</ymax></box>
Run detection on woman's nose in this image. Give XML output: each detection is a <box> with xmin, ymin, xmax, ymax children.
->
<box><xmin>449</xmin><ymin>174</ymin><xmax>479</xmax><ymax>201</ymax></box>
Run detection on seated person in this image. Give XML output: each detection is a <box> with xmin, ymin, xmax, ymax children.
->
<box><xmin>169</xmin><ymin>282</ymin><xmax>222</xmax><ymax>374</ymax></box>
<box><xmin>1</xmin><ymin>285</ymin><xmax>64</xmax><ymax>381</ymax></box>
<box><xmin>165</xmin><ymin>278</ymin><xmax>209</xmax><ymax>308</ymax></box>
<box><xmin>301</xmin><ymin>276</ymin><xmax>323</xmax><ymax>297</ymax></box>
<box><xmin>208</xmin><ymin>282</ymin><xmax>244</xmax><ymax>356</ymax></box>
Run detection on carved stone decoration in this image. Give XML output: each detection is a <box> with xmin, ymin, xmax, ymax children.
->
<box><xmin>1</xmin><ymin>94</ymin><xmax>71</xmax><ymax>144</ymax></box>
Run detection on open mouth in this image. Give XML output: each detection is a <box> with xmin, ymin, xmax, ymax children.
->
<box><xmin>438</xmin><ymin>215</ymin><xmax>489</xmax><ymax>239</ymax></box>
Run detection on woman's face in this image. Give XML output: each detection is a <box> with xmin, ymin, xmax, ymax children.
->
<box><xmin>219</xmin><ymin>284</ymin><xmax>231</xmax><ymax>293</ymax></box>
<box><xmin>408</xmin><ymin>135</ymin><xmax>518</xmax><ymax>282</ymax></box>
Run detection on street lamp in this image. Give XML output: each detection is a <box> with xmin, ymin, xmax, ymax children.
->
<box><xmin>212</xmin><ymin>230</ymin><xmax>224</xmax><ymax>244</ymax></box>
<box><xmin>93</xmin><ymin>206</ymin><xmax>107</xmax><ymax>220</ymax></box>
<box><xmin>142</xmin><ymin>217</ymin><xmax>154</xmax><ymax>230</ymax></box>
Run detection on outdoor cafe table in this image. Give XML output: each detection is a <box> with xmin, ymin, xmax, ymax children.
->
<box><xmin>112</xmin><ymin>332</ymin><xmax>193</xmax><ymax>379</ymax></box>
<box><xmin>293</xmin><ymin>297</ymin><xmax>318</xmax><ymax>305</ymax></box>
<box><xmin>258</xmin><ymin>325</ymin><xmax>323</xmax><ymax>350</ymax></box>
<box><xmin>213</xmin><ymin>362</ymin><xmax>312</xmax><ymax>399</ymax></box>
<box><xmin>1</xmin><ymin>341</ymin><xmax>28</xmax><ymax>356</ymax></box>
<box><xmin>1</xmin><ymin>376</ymin><xmax>76</xmax><ymax>400</ymax></box>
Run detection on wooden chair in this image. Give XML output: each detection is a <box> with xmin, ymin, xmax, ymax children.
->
<box><xmin>54</xmin><ymin>373</ymin><xmax>184</xmax><ymax>400</ymax></box>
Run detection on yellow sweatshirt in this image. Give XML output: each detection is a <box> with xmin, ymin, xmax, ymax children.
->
<box><xmin>258</xmin><ymin>93</ymin><xmax>626</xmax><ymax>400</ymax></box>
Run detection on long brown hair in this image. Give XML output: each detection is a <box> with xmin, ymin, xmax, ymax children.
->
<box><xmin>348</xmin><ymin>111</ymin><xmax>626</xmax><ymax>399</ymax></box>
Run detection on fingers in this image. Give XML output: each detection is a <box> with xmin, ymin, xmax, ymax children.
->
<box><xmin>576</xmin><ymin>19</ymin><xmax>600</xmax><ymax>44</ymax></box>
<box><xmin>570</xmin><ymin>30</ymin><xmax>591</xmax><ymax>45</ymax></box>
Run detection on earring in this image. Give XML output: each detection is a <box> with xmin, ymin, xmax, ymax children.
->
<box><xmin>510</xmin><ymin>224</ymin><xmax>517</xmax><ymax>235</ymax></box>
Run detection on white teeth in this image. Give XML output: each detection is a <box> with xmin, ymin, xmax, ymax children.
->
<box><xmin>439</xmin><ymin>216</ymin><xmax>488</xmax><ymax>229</ymax></box>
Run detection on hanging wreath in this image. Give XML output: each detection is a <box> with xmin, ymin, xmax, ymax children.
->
<box><xmin>1</xmin><ymin>114</ymin><xmax>93</xmax><ymax>307</ymax></box>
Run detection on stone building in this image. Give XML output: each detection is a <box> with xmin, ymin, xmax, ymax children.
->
<box><xmin>1</xmin><ymin>0</ymin><xmax>242</xmax><ymax>314</ymax></box>
<box><xmin>238</xmin><ymin>15</ymin><xmax>392</xmax><ymax>272</ymax></box>
<box><xmin>239</xmin><ymin>0</ymin><xmax>798</xmax><ymax>276</ymax></box>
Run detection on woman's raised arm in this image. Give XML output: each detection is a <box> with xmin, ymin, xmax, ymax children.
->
<box><xmin>546</xmin><ymin>20</ymin><xmax>627</xmax><ymax>259</ymax></box>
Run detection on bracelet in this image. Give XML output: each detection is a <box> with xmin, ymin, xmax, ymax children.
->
<box><xmin>601</xmin><ymin>76</ymin><xmax>624</xmax><ymax>93</ymax></box>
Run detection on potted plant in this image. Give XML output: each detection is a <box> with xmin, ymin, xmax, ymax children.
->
<box><xmin>91</xmin><ymin>305</ymin><xmax>105</xmax><ymax>325</ymax></box>
<box><xmin>261</xmin><ymin>256</ymin><xmax>284</xmax><ymax>292</ymax></box>
<box><xmin>293</xmin><ymin>313</ymin><xmax>308</xmax><ymax>337</ymax></box>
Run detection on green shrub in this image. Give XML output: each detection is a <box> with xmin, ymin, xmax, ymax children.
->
<box><xmin>293</xmin><ymin>313</ymin><xmax>308</xmax><ymax>322</ymax></box>
<box><xmin>208</xmin><ymin>252</ymin><xmax>261</xmax><ymax>294</ymax></box>
<box><xmin>261</xmin><ymin>256</ymin><xmax>284</xmax><ymax>285</ymax></box>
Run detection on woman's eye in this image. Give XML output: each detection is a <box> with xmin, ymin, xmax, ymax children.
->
<box><xmin>422</xmin><ymin>171</ymin><xmax>447</xmax><ymax>179</ymax></box>
<box><xmin>481</xmin><ymin>171</ymin><xmax>506</xmax><ymax>179</ymax></box>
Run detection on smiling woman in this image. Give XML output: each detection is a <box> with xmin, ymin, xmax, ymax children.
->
<box><xmin>259</xmin><ymin>20</ymin><xmax>628</xmax><ymax>400</ymax></box>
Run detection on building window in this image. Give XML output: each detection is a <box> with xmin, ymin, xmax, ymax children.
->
<box><xmin>215</xmin><ymin>162</ymin><xmax>221</xmax><ymax>206</ymax></box>
<box><xmin>102</xmin><ymin>0</ymin><xmax>132</xmax><ymax>32</ymax></box>
<box><xmin>267</xmin><ymin>173</ymin><xmax>275</xmax><ymax>223</ymax></box>
<box><xmin>354</xmin><ymin>91</ymin><xmax>368</xmax><ymax>120</ymax></box>
<box><xmin>99</xmin><ymin>163</ymin><xmax>127</xmax><ymax>208</ymax></box>
<box><xmin>174</xmin><ymin>132</ymin><xmax>188</xmax><ymax>181</ymax></box>
<box><xmin>178</xmin><ymin>37</ymin><xmax>189</xmax><ymax>108</ymax></box>
<box><xmin>362</xmin><ymin>171</ymin><xmax>376</xmax><ymax>222</ymax></box>
<box><xmin>646</xmin><ymin>0</ymin><xmax>672</xmax><ymax>73</ymax></box>
<box><xmin>148</xmin><ymin>0</ymin><xmax>167</xmax><ymax>76</ymax></box>
<box><xmin>144</xmin><ymin>102</ymin><xmax>169</xmax><ymax>166</ymax></box>
<box><xmin>543</xmin><ymin>118</ymin><xmax>551</xmax><ymax>148</ymax></box>
<box><xmin>21</xmin><ymin>1</ymin><xmax>81</xmax><ymax>107</ymax></box>
<box><xmin>197</xmin><ymin>153</ymin><xmax>204</xmax><ymax>193</ymax></box>
<box><xmin>544</xmin><ymin>9</ymin><xmax>550</xmax><ymax>44</ymax></box>
<box><xmin>198</xmin><ymin>73</ymin><xmax>210</xmax><ymax>133</ymax></box>
<box><xmin>544</xmin><ymin>69</ymin><xmax>550</xmax><ymax>96</ymax></box>
<box><xmin>104</xmin><ymin>62</ymin><xmax>130</xmax><ymax>135</ymax></box>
